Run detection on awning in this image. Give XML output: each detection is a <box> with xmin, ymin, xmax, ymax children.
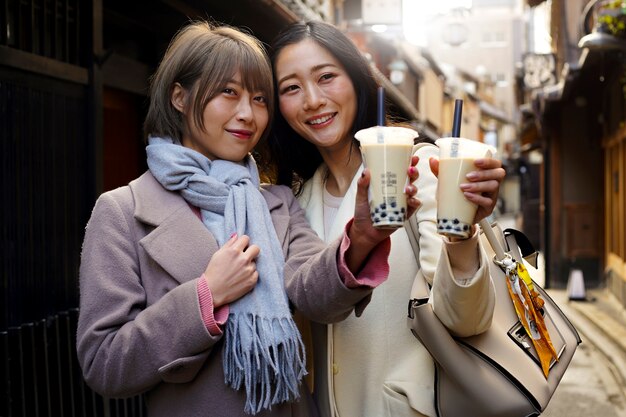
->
<box><xmin>370</xmin><ymin>62</ymin><xmax>422</xmax><ymax>122</ymax></box>
<box><xmin>527</xmin><ymin>0</ymin><xmax>547</xmax><ymax>7</ymax></box>
<box><xmin>414</xmin><ymin>122</ymin><xmax>440</xmax><ymax>142</ymax></box>
<box><xmin>479</xmin><ymin>101</ymin><xmax>514</xmax><ymax>125</ymax></box>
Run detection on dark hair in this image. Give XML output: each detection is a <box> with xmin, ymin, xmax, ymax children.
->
<box><xmin>266</xmin><ymin>21</ymin><xmax>378</xmax><ymax>190</ymax></box>
<box><xmin>144</xmin><ymin>21</ymin><xmax>274</xmax><ymax>144</ymax></box>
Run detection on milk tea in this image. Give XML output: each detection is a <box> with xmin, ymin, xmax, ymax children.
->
<box><xmin>361</xmin><ymin>143</ymin><xmax>415</xmax><ymax>228</ymax></box>
<box><xmin>435</xmin><ymin>137</ymin><xmax>497</xmax><ymax>239</ymax></box>
<box><xmin>437</xmin><ymin>158</ymin><xmax>477</xmax><ymax>237</ymax></box>
<box><xmin>355</xmin><ymin>126</ymin><xmax>418</xmax><ymax>229</ymax></box>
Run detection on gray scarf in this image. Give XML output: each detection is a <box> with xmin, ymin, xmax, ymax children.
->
<box><xmin>146</xmin><ymin>136</ymin><xmax>305</xmax><ymax>414</ymax></box>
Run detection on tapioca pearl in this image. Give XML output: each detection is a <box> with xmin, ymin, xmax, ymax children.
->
<box><xmin>401</xmin><ymin>208</ymin><xmax>406</xmax><ymax>213</ymax></box>
<box><xmin>394</xmin><ymin>211</ymin><xmax>400</xmax><ymax>215</ymax></box>
<box><xmin>380</xmin><ymin>212</ymin><xmax>387</xmax><ymax>218</ymax></box>
<box><xmin>445</xmin><ymin>225</ymin><xmax>452</xmax><ymax>230</ymax></box>
<box><xmin>375</xmin><ymin>207</ymin><xmax>380</xmax><ymax>213</ymax></box>
<box><xmin>390</xmin><ymin>201</ymin><xmax>397</xmax><ymax>208</ymax></box>
<box><xmin>380</xmin><ymin>203</ymin><xmax>387</xmax><ymax>210</ymax></box>
<box><xmin>453</xmin><ymin>219</ymin><xmax>460</xmax><ymax>224</ymax></box>
<box><xmin>374</xmin><ymin>217</ymin><xmax>380</xmax><ymax>223</ymax></box>
<box><xmin>463</xmin><ymin>225</ymin><xmax>469</xmax><ymax>231</ymax></box>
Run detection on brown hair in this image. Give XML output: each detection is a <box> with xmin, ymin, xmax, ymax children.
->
<box><xmin>144</xmin><ymin>21</ymin><xmax>274</xmax><ymax>143</ymax></box>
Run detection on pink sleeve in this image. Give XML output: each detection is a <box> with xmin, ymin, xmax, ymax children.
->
<box><xmin>337</xmin><ymin>218</ymin><xmax>391</xmax><ymax>288</ymax></box>
<box><xmin>197</xmin><ymin>276</ymin><xmax>229</xmax><ymax>336</ymax></box>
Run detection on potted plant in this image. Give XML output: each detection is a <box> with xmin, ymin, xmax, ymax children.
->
<box><xmin>595</xmin><ymin>0</ymin><xmax>626</xmax><ymax>38</ymax></box>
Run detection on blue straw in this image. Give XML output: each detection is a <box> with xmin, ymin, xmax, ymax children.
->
<box><xmin>451</xmin><ymin>99</ymin><xmax>463</xmax><ymax>157</ymax></box>
<box><xmin>377</xmin><ymin>87</ymin><xmax>385</xmax><ymax>126</ymax></box>
<box><xmin>452</xmin><ymin>99</ymin><xmax>463</xmax><ymax>137</ymax></box>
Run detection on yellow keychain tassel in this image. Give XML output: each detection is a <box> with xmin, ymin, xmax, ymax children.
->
<box><xmin>504</xmin><ymin>260</ymin><xmax>559</xmax><ymax>377</ymax></box>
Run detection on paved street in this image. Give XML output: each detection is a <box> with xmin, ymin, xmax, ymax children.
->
<box><xmin>541</xmin><ymin>318</ymin><xmax>626</xmax><ymax>416</ymax></box>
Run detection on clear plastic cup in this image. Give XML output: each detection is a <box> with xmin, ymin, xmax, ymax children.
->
<box><xmin>355</xmin><ymin>126</ymin><xmax>418</xmax><ymax>229</ymax></box>
<box><xmin>435</xmin><ymin>137</ymin><xmax>497</xmax><ymax>238</ymax></box>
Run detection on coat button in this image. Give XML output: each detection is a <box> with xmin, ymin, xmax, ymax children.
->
<box><xmin>332</xmin><ymin>363</ymin><xmax>339</xmax><ymax>375</ymax></box>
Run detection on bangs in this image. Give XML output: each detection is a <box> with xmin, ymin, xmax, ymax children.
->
<box><xmin>198</xmin><ymin>34</ymin><xmax>273</xmax><ymax>98</ymax></box>
<box><xmin>239</xmin><ymin>53</ymin><xmax>273</xmax><ymax>98</ymax></box>
<box><xmin>192</xmin><ymin>31</ymin><xmax>274</xmax><ymax>133</ymax></box>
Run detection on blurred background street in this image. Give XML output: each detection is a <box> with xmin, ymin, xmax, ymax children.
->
<box><xmin>2</xmin><ymin>0</ymin><xmax>626</xmax><ymax>415</ymax></box>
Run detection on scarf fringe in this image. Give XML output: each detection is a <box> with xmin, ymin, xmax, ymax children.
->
<box><xmin>224</xmin><ymin>314</ymin><xmax>307</xmax><ymax>415</ymax></box>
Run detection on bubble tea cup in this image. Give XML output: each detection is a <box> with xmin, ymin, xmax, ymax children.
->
<box><xmin>435</xmin><ymin>137</ymin><xmax>496</xmax><ymax>238</ymax></box>
<box><xmin>355</xmin><ymin>126</ymin><xmax>418</xmax><ymax>229</ymax></box>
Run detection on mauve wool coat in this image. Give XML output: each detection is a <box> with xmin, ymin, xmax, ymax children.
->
<box><xmin>76</xmin><ymin>171</ymin><xmax>384</xmax><ymax>417</ymax></box>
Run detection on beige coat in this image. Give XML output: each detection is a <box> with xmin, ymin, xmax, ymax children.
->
<box><xmin>76</xmin><ymin>171</ymin><xmax>382</xmax><ymax>417</ymax></box>
<box><xmin>297</xmin><ymin>144</ymin><xmax>496</xmax><ymax>417</ymax></box>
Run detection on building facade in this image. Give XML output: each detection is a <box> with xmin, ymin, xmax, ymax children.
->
<box><xmin>521</xmin><ymin>0</ymin><xmax>626</xmax><ymax>299</ymax></box>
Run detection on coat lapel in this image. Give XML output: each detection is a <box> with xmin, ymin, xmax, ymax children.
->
<box><xmin>298</xmin><ymin>164</ymin><xmax>363</xmax><ymax>243</ymax></box>
<box><xmin>130</xmin><ymin>172</ymin><xmax>290</xmax><ymax>283</ymax></box>
<box><xmin>130</xmin><ymin>172</ymin><xmax>218</xmax><ymax>285</ymax></box>
<box><xmin>260</xmin><ymin>186</ymin><xmax>290</xmax><ymax>254</ymax></box>
<box><xmin>328</xmin><ymin>164</ymin><xmax>363</xmax><ymax>242</ymax></box>
<box><xmin>298</xmin><ymin>168</ymin><xmax>327</xmax><ymax>241</ymax></box>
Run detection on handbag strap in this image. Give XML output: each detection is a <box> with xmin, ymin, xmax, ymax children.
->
<box><xmin>478</xmin><ymin>219</ymin><xmax>507</xmax><ymax>260</ymax></box>
<box><xmin>405</xmin><ymin>141</ymin><xmax>441</xmax><ymax>302</ymax></box>
<box><xmin>479</xmin><ymin>219</ymin><xmax>539</xmax><ymax>269</ymax></box>
<box><xmin>406</xmin><ymin>208</ymin><xmax>431</xmax><ymax>302</ymax></box>
<box><xmin>504</xmin><ymin>228</ymin><xmax>539</xmax><ymax>268</ymax></box>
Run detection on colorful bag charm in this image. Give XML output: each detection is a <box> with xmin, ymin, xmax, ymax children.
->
<box><xmin>498</xmin><ymin>255</ymin><xmax>558</xmax><ymax>377</ymax></box>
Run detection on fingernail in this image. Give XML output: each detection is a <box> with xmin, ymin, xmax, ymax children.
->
<box><xmin>409</xmin><ymin>166</ymin><xmax>417</xmax><ymax>175</ymax></box>
<box><xmin>460</xmin><ymin>183</ymin><xmax>471</xmax><ymax>191</ymax></box>
<box><xmin>466</xmin><ymin>172</ymin><xmax>478</xmax><ymax>180</ymax></box>
<box><xmin>361</xmin><ymin>172</ymin><xmax>365</xmax><ymax>178</ymax></box>
<box><xmin>230</xmin><ymin>232</ymin><xmax>237</xmax><ymax>239</ymax></box>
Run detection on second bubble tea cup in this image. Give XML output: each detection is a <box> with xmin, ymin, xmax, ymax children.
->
<box><xmin>435</xmin><ymin>137</ymin><xmax>497</xmax><ymax>238</ymax></box>
<box><xmin>355</xmin><ymin>126</ymin><xmax>418</xmax><ymax>229</ymax></box>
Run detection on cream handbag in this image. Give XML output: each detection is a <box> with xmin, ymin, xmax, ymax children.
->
<box><xmin>406</xmin><ymin>218</ymin><xmax>581</xmax><ymax>417</ymax></box>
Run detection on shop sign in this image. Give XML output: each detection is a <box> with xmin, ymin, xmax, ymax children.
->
<box><xmin>522</xmin><ymin>53</ymin><xmax>557</xmax><ymax>90</ymax></box>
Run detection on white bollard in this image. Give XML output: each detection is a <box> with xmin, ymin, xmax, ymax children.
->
<box><xmin>567</xmin><ymin>268</ymin><xmax>587</xmax><ymax>301</ymax></box>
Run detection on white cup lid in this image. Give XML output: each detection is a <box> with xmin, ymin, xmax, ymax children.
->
<box><xmin>436</xmin><ymin>137</ymin><xmax>496</xmax><ymax>158</ymax></box>
<box><xmin>355</xmin><ymin>126</ymin><xmax>418</xmax><ymax>145</ymax></box>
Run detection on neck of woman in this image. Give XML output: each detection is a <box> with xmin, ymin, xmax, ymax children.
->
<box><xmin>319</xmin><ymin>141</ymin><xmax>362</xmax><ymax>198</ymax></box>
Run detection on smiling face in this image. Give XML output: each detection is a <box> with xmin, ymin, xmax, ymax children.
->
<box><xmin>174</xmin><ymin>71</ymin><xmax>269</xmax><ymax>162</ymax></box>
<box><xmin>274</xmin><ymin>39</ymin><xmax>357</xmax><ymax>153</ymax></box>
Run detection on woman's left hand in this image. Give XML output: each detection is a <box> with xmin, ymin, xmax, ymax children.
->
<box><xmin>430</xmin><ymin>156</ymin><xmax>505</xmax><ymax>224</ymax></box>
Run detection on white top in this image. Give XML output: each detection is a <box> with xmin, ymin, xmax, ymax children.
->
<box><xmin>322</xmin><ymin>186</ymin><xmax>342</xmax><ymax>240</ymax></box>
